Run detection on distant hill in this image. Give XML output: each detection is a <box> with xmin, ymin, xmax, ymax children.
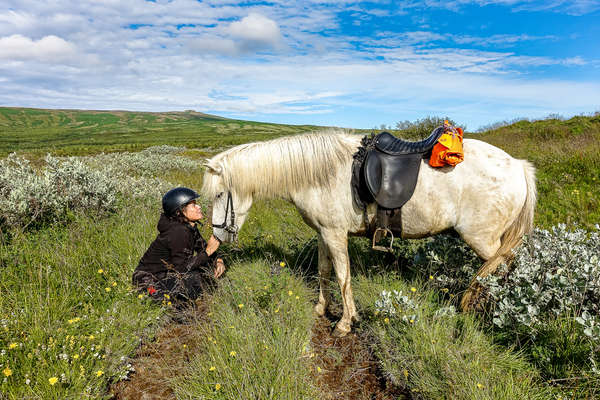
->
<box><xmin>0</xmin><ymin>107</ymin><xmax>323</xmax><ymax>156</ymax></box>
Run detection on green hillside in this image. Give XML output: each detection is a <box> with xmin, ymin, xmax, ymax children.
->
<box><xmin>0</xmin><ymin>107</ymin><xmax>322</xmax><ymax>156</ymax></box>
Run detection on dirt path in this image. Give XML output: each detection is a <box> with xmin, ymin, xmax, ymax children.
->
<box><xmin>310</xmin><ymin>316</ymin><xmax>408</xmax><ymax>400</ymax></box>
<box><xmin>111</xmin><ymin>309</ymin><xmax>406</xmax><ymax>399</ymax></box>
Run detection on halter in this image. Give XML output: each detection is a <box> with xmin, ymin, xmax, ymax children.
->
<box><xmin>211</xmin><ymin>191</ymin><xmax>238</xmax><ymax>236</ymax></box>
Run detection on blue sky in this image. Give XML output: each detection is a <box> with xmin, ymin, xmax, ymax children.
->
<box><xmin>0</xmin><ymin>1</ymin><xmax>598</xmax><ymax>130</ymax></box>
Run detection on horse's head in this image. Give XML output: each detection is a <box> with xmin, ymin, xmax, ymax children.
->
<box><xmin>202</xmin><ymin>159</ymin><xmax>252</xmax><ymax>243</ymax></box>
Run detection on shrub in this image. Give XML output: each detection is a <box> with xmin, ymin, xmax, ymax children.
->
<box><xmin>0</xmin><ymin>147</ymin><xmax>200</xmax><ymax>230</ymax></box>
<box><xmin>482</xmin><ymin>224</ymin><xmax>600</xmax><ymax>342</ymax></box>
<box><xmin>395</xmin><ymin>116</ymin><xmax>466</xmax><ymax>139</ymax></box>
<box><xmin>79</xmin><ymin>145</ymin><xmax>199</xmax><ymax>177</ymax></box>
<box><xmin>0</xmin><ymin>153</ymin><xmax>118</xmax><ymax>228</ymax></box>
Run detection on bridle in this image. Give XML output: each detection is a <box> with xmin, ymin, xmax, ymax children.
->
<box><xmin>211</xmin><ymin>191</ymin><xmax>238</xmax><ymax>237</ymax></box>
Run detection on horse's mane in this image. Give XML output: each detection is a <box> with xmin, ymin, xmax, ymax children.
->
<box><xmin>202</xmin><ymin>130</ymin><xmax>358</xmax><ymax>199</ymax></box>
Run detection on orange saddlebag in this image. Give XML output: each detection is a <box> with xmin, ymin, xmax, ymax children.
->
<box><xmin>429</xmin><ymin>122</ymin><xmax>464</xmax><ymax>167</ymax></box>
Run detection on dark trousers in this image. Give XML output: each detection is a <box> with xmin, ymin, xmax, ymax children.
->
<box><xmin>132</xmin><ymin>267</ymin><xmax>218</xmax><ymax>303</ymax></box>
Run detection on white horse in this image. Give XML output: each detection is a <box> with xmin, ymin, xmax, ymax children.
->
<box><xmin>201</xmin><ymin>130</ymin><xmax>536</xmax><ymax>337</ymax></box>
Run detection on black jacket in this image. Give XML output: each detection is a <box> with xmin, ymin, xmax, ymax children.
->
<box><xmin>134</xmin><ymin>214</ymin><xmax>215</xmax><ymax>278</ymax></box>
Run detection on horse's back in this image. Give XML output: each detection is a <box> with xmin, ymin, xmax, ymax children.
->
<box><xmin>402</xmin><ymin>139</ymin><xmax>529</xmax><ymax>240</ymax></box>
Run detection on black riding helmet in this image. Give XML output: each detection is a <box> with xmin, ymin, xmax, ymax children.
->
<box><xmin>162</xmin><ymin>187</ymin><xmax>200</xmax><ymax>217</ymax></box>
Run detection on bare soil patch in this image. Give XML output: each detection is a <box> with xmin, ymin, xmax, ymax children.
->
<box><xmin>310</xmin><ymin>315</ymin><xmax>408</xmax><ymax>400</ymax></box>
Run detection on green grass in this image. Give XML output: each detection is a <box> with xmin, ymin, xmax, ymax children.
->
<box><xmin>0</xmin><ymin>199</ymin><xmax>166</xmax><ymax>399</ymax></box>
<box><xmin>352</xmin><ymin>276</ymin><xmax>554</xmax><ymax>399</ymax></box>
<box><xmin>172</xmin><ymin>260</ymin><xmax>318</xmax><ymax>399</ymax></box>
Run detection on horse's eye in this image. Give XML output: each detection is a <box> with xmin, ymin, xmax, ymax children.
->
<box><xmin>216</xmin><ymin>192</ymin><xmax>224</xmax><ymax>199</ymax></box>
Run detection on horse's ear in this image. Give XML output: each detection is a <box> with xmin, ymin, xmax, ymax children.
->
<box><xmin>203</xmin><ymin>160</ymin><xmax>222</xmax><ymax>175</ymax></box>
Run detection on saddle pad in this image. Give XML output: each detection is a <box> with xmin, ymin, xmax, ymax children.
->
<box><xmin>364</xmin><ymin>150</ymin><xmax>423</xmax><ymax>209</ymax></box>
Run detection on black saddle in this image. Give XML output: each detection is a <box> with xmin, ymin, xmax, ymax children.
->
<box><xmin>364</xmin><ymin>128</ymin><xmax>443</xmax><ymax>209</ymax></box>
<box><xmin>374</xmin><ymin>128</ymin><xmax>443</xmax><ymax>155</ymax></box>
<box><xmin>352</xmin><ymin>127</ymin><xmax>444</xmax><ymax>251</ymax></box>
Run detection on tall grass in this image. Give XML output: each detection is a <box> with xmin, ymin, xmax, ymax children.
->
<box><xmin>352</xmin><ymin>276</ymin><xmax>554</xmax><ymax>399</ymax></box>
<box><xmin>0</xmin><ymin>200</ymin><xmax>165</xmax><ymax>399</ymax></box>
<box><xmin>172</xmin><ymin>260</ymin><xmax>319</xmax><ymax>399</ymax></box>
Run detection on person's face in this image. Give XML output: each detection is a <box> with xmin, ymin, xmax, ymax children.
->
<box><xmin>181</xmin><ymin>200</ymin><xmax>203</xmax><ymax>223</ymax></box>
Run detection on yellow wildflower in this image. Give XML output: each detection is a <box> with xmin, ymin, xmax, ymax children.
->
<box><xmin>68</xmin><ymin>317</ymin><xmax>80</xmax><ymax>324</ymax></box>
<box><xmin>97</xmin><ymin>269</ymin><xmax>104</xmax><ymax>274</ymax></box>
<box><xmin>229</xmin><ymin>351</ymin><xmax>236</xmax><ymax>357</ymax></box>
<box><xmin>477</xmin><ymin>383</ymin><xmax>484</xmax><ymax>389</ymax></box>
<box><xmin>429</xmin><ymin>275</ymin><xmax>434</xmax><ymax>280</ymax></box>
<box><xmin>409</xmin><ymin>319</ymin><xmax>415</xmax><ymax>324</ymax></box>
<box><xmin>73</xmin><ymin>354</ymin><xmax>79</xmax><ymax>359</ymax></box>
<box><xmin>441</xmin><ymin>288</ymin><xmax>449</xmax><ymax>293</ymax></box>
<box><xmin>317</xmin><ymin>366</ymin><xmax>322</xmax><ymax>373</ymax></box>
<box><xmin>280</xmin><ymin>261</ymin><xmax>286</xmax><ymax>267</ymax></box>
<box><xmin>215</xmin><ymin>383</ymin><xmax>221</xmax><ymax>391</ymax></box>
<box><xmin>164</xmin><ymin>294</ymin><xmax>170</xmax><ymax>300</ymax></box>
<box><xmin>410</xmin><ymin>287</ymin><xmax>417</xmax><ymax>293</ymax></box>
<box><xmin>105</xmin><ymin>287</ymin><xmax>111</xmax><ymax>292</ymax></box>
<box><xmin>167</xmin><ymin>301</ymin><xmax>172</xmax><ymax>306</ymax></box>
<box><xmin>8</xmin><ymin>342</ymin><xmax>18</xmax><ymax>349</ymax></box>
<box><xmin>274</xmin><ymin>308</ymin><xmax>279</xmax><ymax>313</ymax></box>
<box><xmin>403</xmin><ymin>369</ymin><xmax>409</xmax><ymax>378</ymax></box>
<box><xmin>209</xmin><ymin>366</ymin><xmax>216</xmax><ymax>371</ymax></box>
<box><xmin>112</xmin><ymin>282</ymin><xmax>117</xmax><ymax>287</ymax></box>
<box><xmin>288</xmin><ymin>290</ymin><xmax>293</xmax><ymax>296</ymax></box>
<box><xmin>384</xmin><ymin>317</ymin><xmax>390</xmax><ymax>324</ymax></box>
<box><xmin>3</xmin><ymin>367</ymin><xmax>12</xmax><ymax>377</ymax></box>
<box><xmin>96</xmin><ymin>370</ymin><xmax>104</xmax><ymax>377</ymax></box>
<box><xmin>88</xmin><ymin>335</ymin><xmax>95</xmax><ymax>340</ymax></box>
<box><xmin>49</xmin><ymin>376</ymin><xmax>58</xmax><ymax>385</ymax></box>
<box><xmin>138</xmin><ymin>294</ymin><xmax>144</xmax><ymax>299</ymax></box>
<box><xmin>295</xmin><ymin>296</ymin><xmax>299</xmax><ymax>300</ymax></box>
<box><xmin>238</xmin><ymin>303</ymin><xmax>244</xmax><ymax>309</ymax></box>
<box><xmin>183</xmin><ymin>344</ymin><xmax>187</xmax><ymax>349</ymax></box>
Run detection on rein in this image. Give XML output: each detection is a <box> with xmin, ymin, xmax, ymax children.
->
<box><xmin>211</xmin><ymin>191</ymin><xmax>238</xmax><ymax>236</ymax></box>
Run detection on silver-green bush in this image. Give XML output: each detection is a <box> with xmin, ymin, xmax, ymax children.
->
<box><xmin>0</xmin><ymin>147</ymin><xmax>200</xmax><ymax>229</ymax></box>
<box><xmin>482</xmin><ymin>224</ymin><xmax>600</xmax><ymax>342</ymax></box>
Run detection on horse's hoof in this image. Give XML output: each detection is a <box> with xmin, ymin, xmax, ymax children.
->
<box><xmin>314</xmin><ymin>303</ymin><xmax>327</xmax><ymax>317</ymax></box>
<box><xmin>332</xmin><ymin>321</ymin><xmax>351</xmax><ymax>337</ymax></box>
<box><xmin>460</xmin><ymin>295</ymin><xmax>473</xmax><ymax>312</ymax></box>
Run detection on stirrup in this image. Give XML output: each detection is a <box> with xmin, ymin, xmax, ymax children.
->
<box><xmin>372</xmin><ymin>227</ymin><xmax>394</xmax><ymax>252</ymax></box>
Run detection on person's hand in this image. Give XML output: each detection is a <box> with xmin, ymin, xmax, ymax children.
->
<box><xmin>214</xmin><ymin>259</ymin><xmax>225</xmax><ymax>279</ymax></box>
<box><xmin>206</xmin><ymin>235</ymin><xmax>221</xmax><ymax>256</ymax></box>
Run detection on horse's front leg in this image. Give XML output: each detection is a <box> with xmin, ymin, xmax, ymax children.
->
<box><xmin>321</xmin><ymin>229</ymin><xmax>358</xmax><ymax>337</ymax></box>
<box><xmin>314</xmin><ymin>234</ymin><xmax>332</xmax><ymax>317</ymax></box>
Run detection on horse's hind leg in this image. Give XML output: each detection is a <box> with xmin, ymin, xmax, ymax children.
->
<box><xmin>315</xmin><ymin>234</ymin><xmax>332</xmax><ymax>317</ymax></box>
<box><xmin>458</xmin><ymin>234</ymin><xmax>502</xmax><ymax>311</ymax></box>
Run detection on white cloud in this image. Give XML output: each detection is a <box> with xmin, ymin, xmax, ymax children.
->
<box><xmin>0</xmin><ymin>34</ymin><xmax>76</xmax><ymax>61</ymax></box>
<box><xmin>227</xmin><ymin>13</ymin><xmax>283</xmax><ymax>51</ymax></box>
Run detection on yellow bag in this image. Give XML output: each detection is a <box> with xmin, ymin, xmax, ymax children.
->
<box><xmin>429</xmin><ymin>121</ymin><xmax>464</xmax><ymax>167</ymax></box>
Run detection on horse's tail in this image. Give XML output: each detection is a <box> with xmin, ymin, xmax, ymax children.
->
<box><xmin>461</xmin><ymin>160</ymin><xmax>537</xmax><ymax>310</ymax></box>
<box><xmin>496</xmin><ymin>160</ymin><xmax>537</xmax><ymax>260</ymax></box>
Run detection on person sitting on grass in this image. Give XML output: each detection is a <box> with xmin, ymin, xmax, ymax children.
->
<box><xmin>132</xmin><ymin>187</ymin><xmax>225</xmax><ymax>304</ymax></box>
